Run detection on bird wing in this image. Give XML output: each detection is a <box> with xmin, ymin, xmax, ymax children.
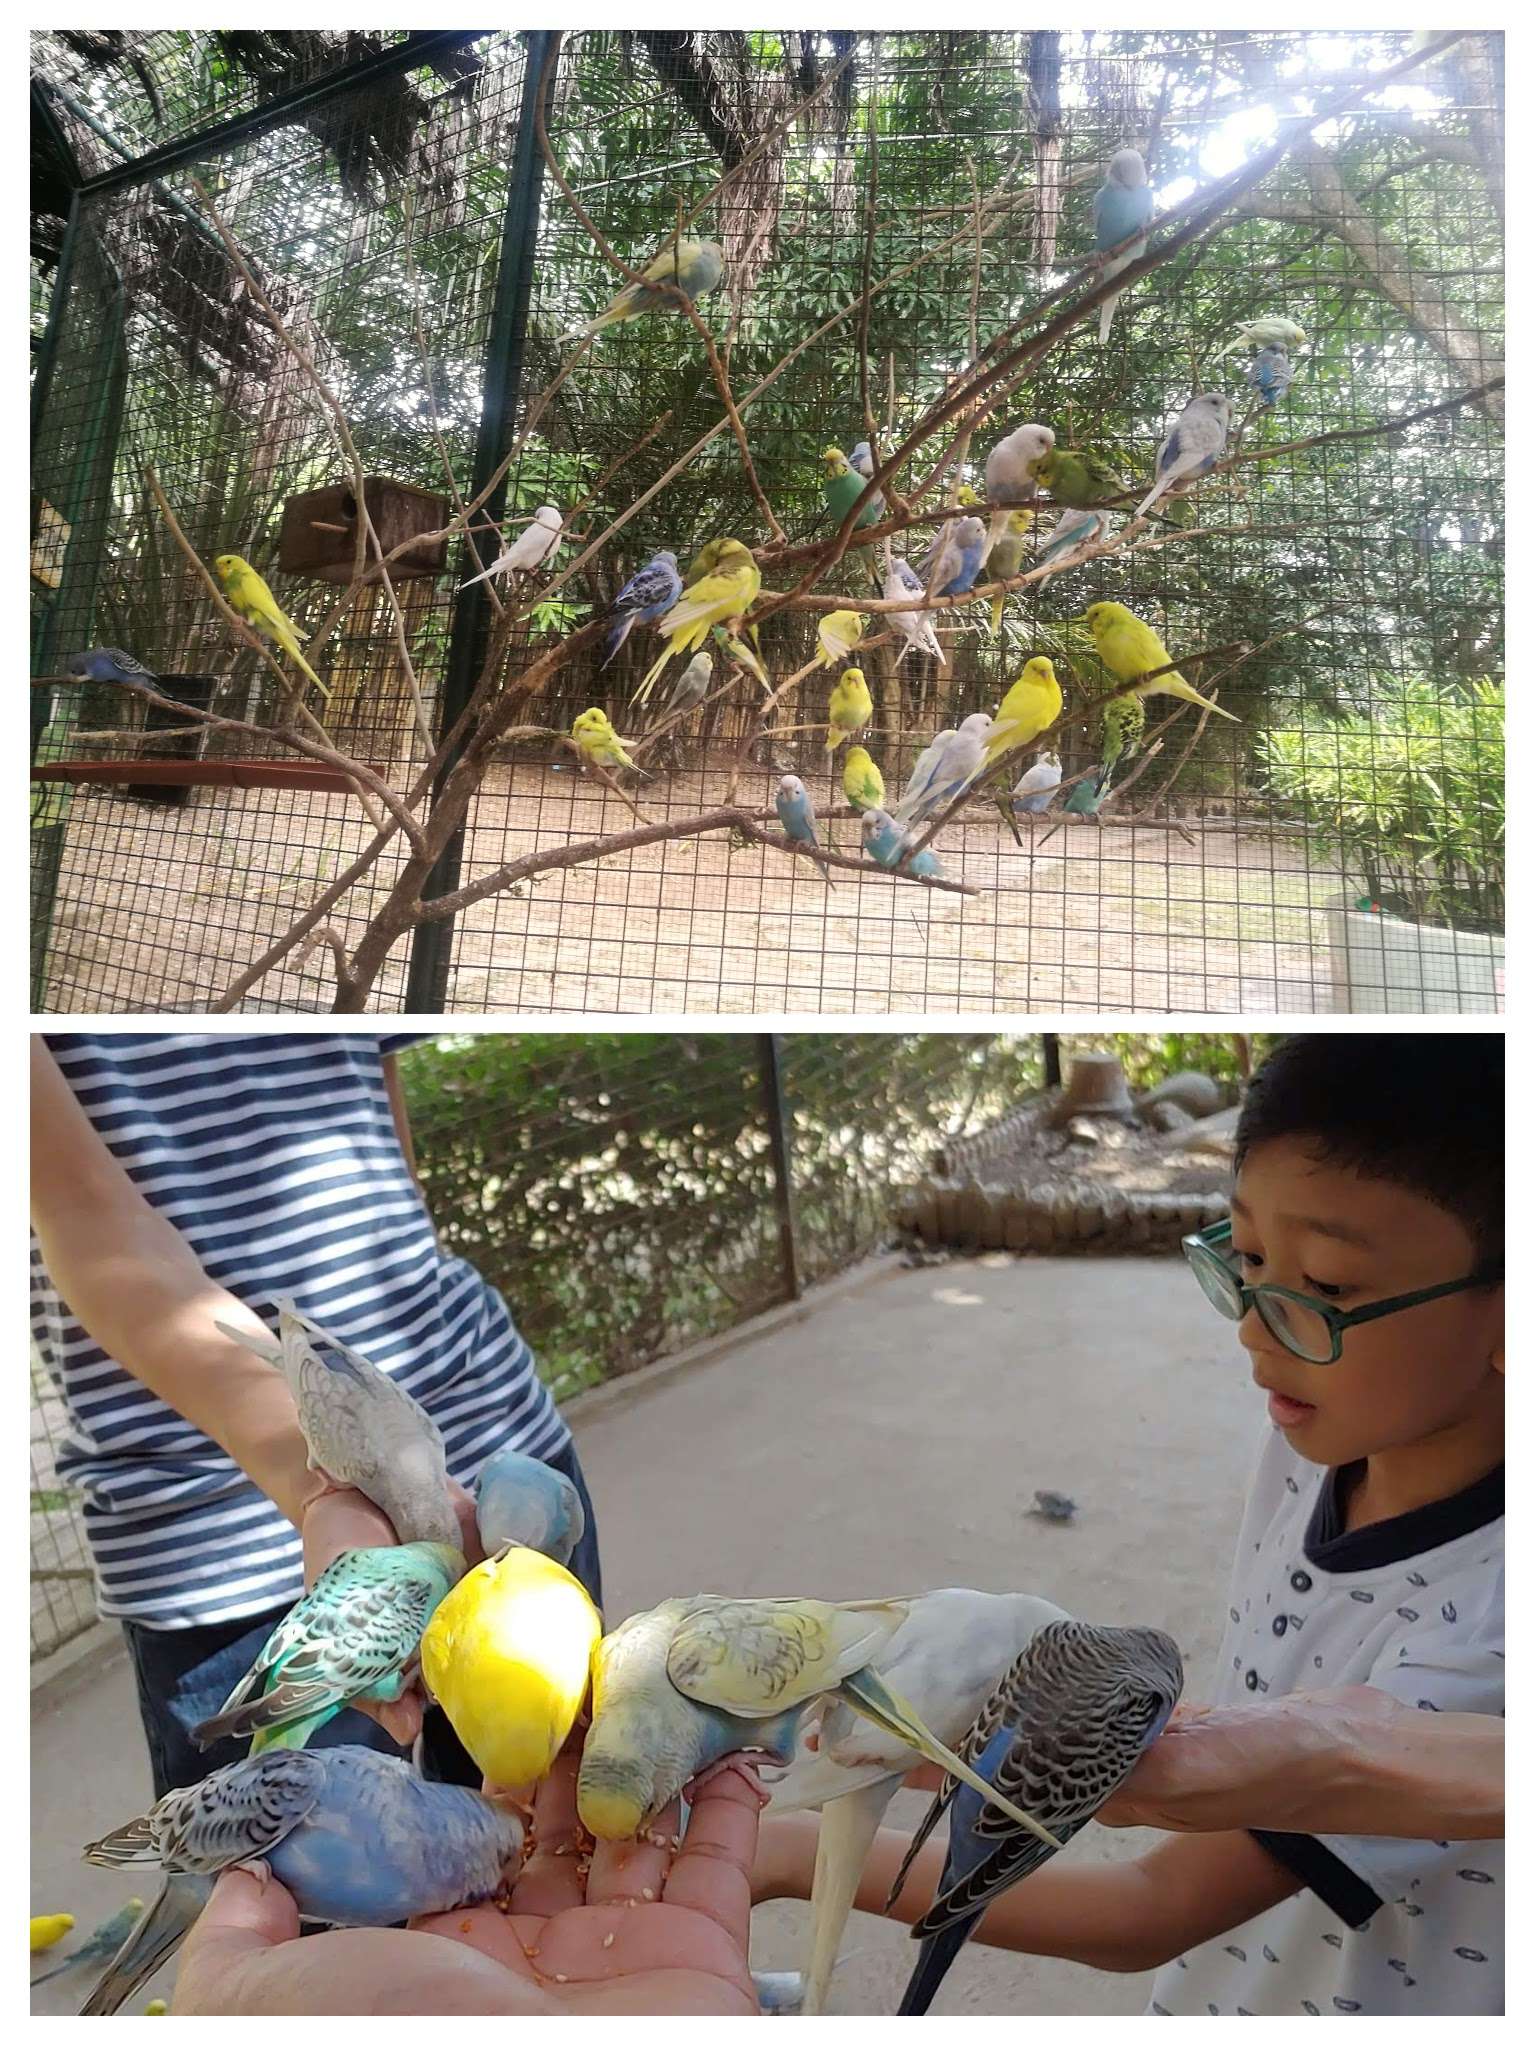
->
<box><xmin>666</xmin><ymin>1596</ymin><xmax>906</xmax><ymax>1716</ymax></box>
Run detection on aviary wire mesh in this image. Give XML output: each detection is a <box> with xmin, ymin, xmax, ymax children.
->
<box><xmin>31</xmin><ymin>29</ymin><xmax>1503</xmax><ymax>1016</ymax></box>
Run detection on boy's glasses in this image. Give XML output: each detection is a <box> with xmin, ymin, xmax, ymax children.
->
<box><xmin>1181</xmin><ymin>1219</ymin><xmax>1502</xmax><ymax>1365</ymax></box>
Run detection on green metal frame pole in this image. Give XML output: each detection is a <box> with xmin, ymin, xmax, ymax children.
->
<box><xmin>404</xmin><ymin>29</ymin><xmax>558</xmax><ymax>1012</ymax></box>
<box><xmin>759</xmin><ymin>1035</ymin><xmax>803</xmax><ymax>1303</ymax></box>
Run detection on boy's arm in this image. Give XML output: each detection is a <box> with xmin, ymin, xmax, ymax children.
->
<box><xmin>756</xmin><ymin>1812</ymin><xmax>1300</xmax><ymax>1974</ymax></box>
<box><xmin>30</xmin><ymin>1037</ymin><xmax>320</xmax><ymax>1529</ymax></box>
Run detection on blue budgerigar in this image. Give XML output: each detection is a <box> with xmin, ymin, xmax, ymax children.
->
<box><xmin>475</xmin><ymin>1443</ymin><xmax>586</xmax><ymax>1565</ymax></box>
<box><xmin>600</xmin><ymin>551</ymin><xmax>683</xmax><ymax>669</ymax></box>
<box><xmin>860</xmin><ymin>808</ymin><xmax>944</xmax><ymax>880</ymax></box>
<box><xmin>80</xmin><ymin>1746</ymin><xmax>524</xmax><ymax>2016</ymax></box>
<box><xmin>1245</xmin><ymin>344</ymin><xmax>1293</xmax><ymax>409</ymax></box>
<box><xmin>776</xmin><ymin>773</ymin><xmax>822</xmax><ymax>849</ymax></box>
<box><xmin>1135</xmin><ymin>393</ymin><xmax>1232</xmax><ymax>520</ymax></box>
<box><xmin>1092</xmin><ymin>147</ymin><xmax>1154</xmax><ymax>345</ymax></box>
<box><xmin>891</xmin><ymin>1619</ymin><xmax>1183</xmax><ymax>2016</ymax></box>
<box><xmin>917</xmin><ymin>516</ymin><xmax>988</xmax><ymax>599</ymax></box>
<box><xmin>1012</xmin><ymin>751</ymin><xmax>1063</xmax><ymax>815</ymax></box>
<box><xmin>189</xmin><ymin>1542</ymin><xmax>465</xmax><ymax>1754</ymax></box>
<box><xmin>1033</xmin><ymin>507</ymin><xmax>1112</xmax><ymax>575</ymax></box>
<box><xmin>65</xmin><ymin>647</ymin><xmax>158</xmax><ymax>688</ymax></box>
<box><xmin>892</xmin><ymin>714</ymin><xmax>994</xmax><ymax>829</ymax></box>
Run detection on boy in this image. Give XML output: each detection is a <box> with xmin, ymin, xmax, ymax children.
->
<box><xmin>754</xmin><ymin>1032</ymin><xmax>1503</xmax><ymax>2015</ymax></box>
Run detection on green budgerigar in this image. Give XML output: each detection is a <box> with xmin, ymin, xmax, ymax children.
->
<box><xmin>1027</xmin><ymin>448</ymin><xmax>1130</xmax><ymax>511</ymax></box>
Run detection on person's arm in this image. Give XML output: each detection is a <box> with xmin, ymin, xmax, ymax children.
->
<box><xmin>1098</xmin><ymin>1688</ymin><xmax>1504</xmax><ymax>1840</ymax></box>
<box><xmin>382</xmin><ymin>1054</ymin><xmax>422</xmax><ymax>1189</ymax></box>
<box><xmin>755</xmin><ymin>1811</ymin><xmax>1299</xmax><ymax>1974</ymax></box>
<box><xmin>30</xmin><ymin>1038</ymin><xmax>317</xmax><ymax>1528</ymax></box>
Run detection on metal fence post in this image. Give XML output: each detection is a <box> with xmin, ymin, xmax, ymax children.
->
<box><xmin>1041</xmin><ymin>1033</ymin><xmax>1062</xmax><ymax>1088</ymax></box>
<box><xmin>404</xmin><ymin>29</ymin><xmax>558</xmax><ymax>1011</ymax></box>
<box><xmin>758</xmin><ymin>1034</ymin><xmax>802</xmax><ymax>1302</ymax></box>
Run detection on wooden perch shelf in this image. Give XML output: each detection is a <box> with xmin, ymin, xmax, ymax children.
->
<box><xmin>32</xmin><ymin>760</ymin><xmax>359</xmax><ymax>794</ymax></box>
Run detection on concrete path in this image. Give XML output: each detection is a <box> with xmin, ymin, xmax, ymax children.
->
<box><xmin>31</xmin><ymin>1252</ymin><xmax>1258</xmax><ymax>2015</ymax></box>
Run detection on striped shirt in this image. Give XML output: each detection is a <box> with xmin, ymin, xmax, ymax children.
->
<box><xmin>31</xmin><ymin>1033</ymin><xmax>569</xmax><ymax>1630</ymax></box>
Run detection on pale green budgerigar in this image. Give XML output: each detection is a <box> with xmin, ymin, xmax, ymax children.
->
<box><xmin>564</xmin><ymin>238</ymin><xmax>724</xmax><ymax>343</ymax></box>
<box><xmin>1216</xmin><ymin>314</ymin><xmax>1307</xmax><ymax>359</ymax></box>
<box><xmin>216</xmin><ymin>1301</ymin><xmax>459</xmax><ymax>1547</ymax></box>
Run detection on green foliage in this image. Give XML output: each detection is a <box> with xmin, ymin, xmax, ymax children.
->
<box><xmin>1255</xmin><ymin>677</ymin><xmax>1503</xmax><ymax>929</ymax></box>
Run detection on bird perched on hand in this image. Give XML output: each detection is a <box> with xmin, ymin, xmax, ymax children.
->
<box><xmin>599</xmin><ymin>551</ymin><xmax>682</xmax><ymax>669</ymax></box>
<box><xmin>1246</xmin><ymin>344</ymin><xmax>1293</xmax><ymax>409</ymax></box>
<box><xmin>665</xmin><ymin>648</ymin><xmax>714</xmax><ymax>713</ymax></box>
<box><xmin>817</xmin><ymin>608</ymin><xmax>865</xmax><ymax>670</ymax></box>
<box><xmin>918</xmin><ymin>515</ymin><xmax>988</xmax><ymax>599</ymax></box>
<box><xmin>825</xmin><ymin>666</ymin><xmax>873</xmax><ymax>754</ymax></box>
<box><xmin>212</xmin><ymin>555</ymin><xmax>329</xmax><ymax>703</ymax></box>
<box><xmin>1216</xmin><ymin>314</ymin><xmax>1307</xmax><ymax>359</ymax></box>
<box><xmin>891</xmin><ymin>1620</ymin><xmax>1183</xmax><ymax>2015</ymax></box>
<box><xmin>64</xmin><ymin>647</ymin><xmax>158</xmax><ymax>689</ymax></box>
<box><xmin>1033</xmin><ymin>507</ymin><xmax>1112</xmax><ymax>575</ymax></box>
<box><xmin>983</xmin><ymin>424</ymin><xmax>1054</xmax><ymax>555</ymax></box>
<box><xmin>767</xmin><ymin>1589</ymin><xmax>1069</xmax><ymax>2014</ymax></box>
<box><xmin>80</xmin><ymin>1747</ymin><xmax>524</xmax><ymax>2015</ymax></box>
<box><xmin>572</xmin><ymin>706</ymin><xmax>652</xmax><ymax>777</ymax></box>
<box><xmin>776</xmin><ymin>773</ymin><xmax>822</xmax><ymax>851</ymax></box>
<box><xmin>983</xmin><ymin>511</ymin><xmax>1036</xmax><ymax>636</ymax></box>
<box><xmin>1028</xmin><ymin>446</ymin><xmax>1130</xmax><ymax>511</ymax></box>
<box><xmin>1092</xmin><ymin>147</ymin><xmax>1154</xmax><ymax>345</ymax></box>
<box><xmin>475</xmin><ymin>1444</ymin><xmax>586</xmax><ymax>1566</ymax></box>
<box><xmin>460</xmin><ymin>504</ymin><xmax>563</xmax><ymax>591</ymax></box>
<box><xmin>883</xmin><ymin>559</ymin><xmax>948</xmax><ymax>667</ymax></box>
<box><xmin>821</xmin><ymin>443</ymin><xmax>885</xmax><ymax>534</ymax></box>
<box><xmin>1136</xmin><ymin>393</ymin><xmax>1232</xmax><ymax>520</ymax></box>
<box><xmin>841</xmin><ymin>744</ymin><xmax>885</xmax><ymax>814</ymax></box>
<box><xmin>986</xmin><ymin>658</ymin><xmax>1062</xmax><ymax>770</ymax></box>
<box><xmin>860</xmin><ymin>808</ymin><xmax>944</xmax><ymax>879</ymax></box>
<box><xmin>422</xmin><ymin>1543</ymin><xmax>600</xmax><ymax>1792</ymax></box>
<box><xmin>564</xmin><ymin>237</ymin><xmax>724</xmax><ymax>343</ymax></box>
<box><xmin>893</xmin><ymin>713</ymin><xmax>995</xmax><ymax>827</ymax></box>
<box><xmin>190</xmin><ymin>1542</ymin><xmax>465</xmax><ymax>1755</ymax></box>
<box><xmin>635</xmin><ymin>539</ymin><xmax>760</xmax><ymax>703</ymax></box>
<box><xmin>216</xmin><ymin>1300</ymin><xmax>458</xmax><ymax>1547</ymax></box>
<box><xmin>1081</xmin><ymin>602</ymin><xmax>1239</xmax><ymax>721</ymax></box>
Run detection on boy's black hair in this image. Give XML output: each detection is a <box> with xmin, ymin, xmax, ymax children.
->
<box><xmin>1236</xmin><ymin>1033</ymin><xmax>1503</xmax><ymax>1269</ymax></box>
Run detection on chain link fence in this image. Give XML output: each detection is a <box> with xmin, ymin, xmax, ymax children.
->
<box><xmin>31</xmin><ymin>29</ymin><xmax>1502</xmax><ymax>1015</ymax></box>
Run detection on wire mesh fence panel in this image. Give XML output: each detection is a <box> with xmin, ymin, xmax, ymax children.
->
<box><xmin>31</xmin><ymin>30</ymin><xmax>1503</xmax><ymax>1015</ymax></box>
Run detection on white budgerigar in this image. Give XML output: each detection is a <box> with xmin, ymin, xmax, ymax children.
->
<box><xmin>1135</xmin><ymin>394</ymin><xmax>1231</xmax><ymax>520</ymax></box>
<box><xmin>882</xmin><ymin>560</ymin><xmax>948</xmax><ymax>667</ymax></box>
<box><xmin>892</xmin><ymin>713</ymin><xmax>995</xmax><ymax>828</ymax></box>
<box><xmin>459</xmin><ymin>504</ymin><xmax>564</xmax><ymax>590</ymax></box>
<box><xmin>983</xmin><ymin>424</ymin><xmax>1055</xmax><ymax>555</ymax></box>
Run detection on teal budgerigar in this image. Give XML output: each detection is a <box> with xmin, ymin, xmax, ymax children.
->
<box><xmin>28</xmin><ymin>1897</ymin><xmax>146</xmax><ymax>1989</ymax></box>
<box><xmin>1092</xmin><ymin>146</ymin><xmax>1154</xmax><ymax>344</ymax></box>
<box><xmin>475</xmin><ymin>1443</ymin><xmax>586</xmax><ymax>1565</ymax></box>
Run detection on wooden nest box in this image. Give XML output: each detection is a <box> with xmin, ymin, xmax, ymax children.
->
<box><xmin>278</xmin><ymin>477</ymin><xmax>449</xmax><ymax>583</ymax></box>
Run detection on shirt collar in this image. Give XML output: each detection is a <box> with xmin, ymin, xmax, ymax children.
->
<box><xmin>1304</xmin><ymin>1458</ymin><xmax>1504</xmax><ymax>1572</ymax></box>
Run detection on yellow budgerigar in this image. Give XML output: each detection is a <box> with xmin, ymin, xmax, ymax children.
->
<box><xmin>841</xmin><ymin>744</ymin><xmax>885</xmax><ymax>813</ymax></box>
<box><xmin>572</xmin><ymin>707</ymin><xmax>651</xmax><ymax>779</ymax></box>
<box><xmin>635</xmin><ymin>540</ymin><xmax>760</xmax><ymax>703</ymax></box>
<box><xmin>420</xmin><ymin>1544</ymin><xmax>601</xmax><ymax>1793</ymax></box>
<box><xmin>1080</xmin><ymin>602</ymin><xmax>1240</xmax><ymax>721</ymax></box>
<box><xmin>31</xmin><ymin>1914</ymin><xmax>74</xmax><ymax>1954</ymax></box>
<box><xmin>824</xmin><ymin>667</ymin><xmax>873</xmax><ymax>755</ymax></box>
<box><xmin>817</xmin><ymin>609</ymin><xmax>865</xmax><ymax>670</ymax></box>
<box><xmin>212</xmin><ymin>554</ymin><xmax>330</xmax><ymax>702</ymax></box>
<box><xmin>985</xmin><ymin>657</ymin><xmax>1063</xmax><ymax>768</ymax></box>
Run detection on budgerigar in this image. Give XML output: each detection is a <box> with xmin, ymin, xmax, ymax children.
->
<box><xmin>30</xmin><ymin>1899</ymin><xmax>143</xmax><ymax>1985</ymax></box>
<box><xmin>564</xmin><ymin>237</ymin><xmax>724</xmax><ymax>343</ymax></box>
<box><xmin>859</xmin><ymin>808</ymin><xmax>944</xmax><ymax>880</ymax></box>
<box><xmin>882</xmin><ymin>560</ymin><xmax>948</xmax><ymax>667</ymax></box>
<box><xmin>80</xmin><ymin>1747</ymin><xmax>523</xmax><ymax>2016</ymax></box>
<box><xmin>841</xmin><ymin>745</ymin><xmax>885</xmax><ymax>814</ymax></box>
<box><xmin>189</xmin><ymin>1543</ymin><xmax>465</xmax><ymax>1755</ymax></box>
<box><xmin>1028</xmin><ymin>448</ymin><xmax>1130</xmax><ymax>511</ymax></box>
<box><xmin>917</xmin><ymin>516</ymin><xmax>988</xmax><ymax>600</ymax></box>
<box><xmin>1081</xmin><ymin>602</ymin><xmax>1240</xmax><ymax>722</ymax></box>
<box><xmin>30</xmin><ymin>1912</ymin><xmax>76</xmax><ymax>1955</ymax></box>
<box><xmin>212</xmin><ymin>554</ymin><xmax>329</xmax><ymax>703</ymax></box>
<box><xmin>64</xmin><ymin>648</ymin><xmax>158</xmax><ymax>689</ymax></box>
<box><xmin>1216</xmin><ymin>314</ymin><xmax>1307</xmax><ymax>359</ymax></box>
<box><xmin>892</xmin><ymin>713</ymin><xmax>995</xmax><ymax>826</ymax></box>
<box><xmin>636</xmin><ymin>538</ymin><xmax>760</xmax><ymax>703</ymax></box>
<box><xmin>600</xmin><ymin>551</ymin><xmax>683</xmax><ymax>668</ymax></box>
<box><xmin>1099</xmin><ymin>689</ymin><xmax>1146</xmax><ymax>779</ymax></box>
<box><xmin>1063</xmin><ymin>769</ymin><xmax>1107</xmax><ymax>818</ymax></box>
<box><xmin>817</xmin><ymin>608</ymin><xmax>865</xmax><ymax>669</ymax></box>
<box><xmin>824</xmin><ymin>666</ymin><xmax>873</xmax><ymax>754</ymax></box>
<box><xmin>475</xmin><ymin>1444</ymin><xmax>586</xmax><ymax>1566</ymax></box>
<box><xmin>215</xmin><ymin>1300</ymin><xmax>457</xmax><ymax>1547</ymax></box>
<box><xmin>985</xmin><ymin>659</ymin><xmax>1062</xmax><ymax>770</ymax></box>
<box><xmin>1092</xmin><ymin>147</ymin><xmax>1154</xmax><ymax>345</ymax></box>
<box><xmin>1012</xmin><ymin>752</ymin><xmax>1062</xmax><ymax>815</ymax></box>
<box><xmin>1246</xmin><ymin>343</ymin><xmax>1293</xmax><ymax>409</ymax></box>
<box><xmin>1136</xmin><ymin>394</ymin><xmax>1231</xmax><ymax>521</ymax></box>
<box><xmin>421</xmin><ymin>1545</ymin><xmax>601</xmax><ymax>1791</ymax></box>
<box><xmin>572</xmin><ymin>706</ymin><xmax>653</xmax><ymax>778</ymax></box>
<box><xmin>983</xmin><ymin>424</ymin><xmax>1054</xmax><ymax>555</ymax></box>
<box><xmin>1033</xmin><ymin>507</ymin><xmax>1112</xmax><ymax>574</ymax></box>
<box><xmin>822</xmin><ymin>444</ymin><xmax>885</xmax><ymax>534</ymax></box>
<box><xmin>891</xmin><ymin>1620</ymin><xmax>1183</xmax><ymax>2015</ymax></box>
<box><xmin>776</xmin><ymin>774</ymin><xmax>821</xmax><ymax>849</ymax></box>
<box><xmin>766</xmin><ymin>1589</ymin><xmax>1069</xmax><ymax>2014</ymax></box>
<box><xmin>984</xmin><ymin>511</ymin><xmax>1036</xmax><ymax>636</ymax></box>
<box><xmin>665</xmin><ymin>649</ymin><xmax>714</xmax><ymax>712</ymax></box>
<box><xmin>459</xmin><ymin>504</ymin><xmax>563</xmax><ymax>591</ymax></box>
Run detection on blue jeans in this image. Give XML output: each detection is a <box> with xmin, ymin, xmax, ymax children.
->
<box><xmin>122</xmin><ymin>1437</ymin><xmax>601</xmax><ymax>1799</ymax></box>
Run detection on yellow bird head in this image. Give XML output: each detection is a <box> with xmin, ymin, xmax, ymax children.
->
<box><xmin>955</xmin><ymin>483</ymin><xmax>981</xmax><ymax>507</ymax></box>
<box><xmin>1004</xmin><ymin>510</ymin><xmax>1034</xmax><ymax>538</ymax></box>
<box><xmin>712</xmin><ymin>539</ymin><xmax>756</xmax><ymax>573</ymax></box>
<box><xmin>1021</xmin><ymin>656</ymin><xmax>1057</xmax><ymax>686</ymax></box>
<box><xmin>1080</xmin><ymin>602</ymin><xmax>1127</xmax><ymax>640</ymax></box>
<box><xmin>212</xmin><ymin>553</ymin><xmax>241</xmax><ymax>583</ymax></box>
<box><xmin>821</xmin><ymin>446</ymin><xmax>849</xmax><ymax>475</ymax></box>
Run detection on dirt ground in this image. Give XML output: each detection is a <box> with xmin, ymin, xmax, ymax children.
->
<box><xmin>37</xmin><ymin>761</ymin><xmax>1347</xmax><ymax>1014</ymax></box>
<box><xmin>31</xmin><ymin>1253</ymin><xmax>1257</xmax><ymax>2016</ymax></box>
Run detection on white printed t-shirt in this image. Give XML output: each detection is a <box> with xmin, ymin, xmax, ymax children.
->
<box><xmin>1149</xmin><ymin>1426</ymin><xmax>1503</xmax><ymax>2016</ymax></box>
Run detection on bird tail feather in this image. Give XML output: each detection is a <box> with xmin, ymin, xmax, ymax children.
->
<box><xmin>77</xmin><ymin>1876</ymin><xmax>209</xmax><ymax>2017</ymax></box>
<box><xmin>598</xmin><ymin>615</ymin><xmax>633</xmax><ymax>671</ymax></box>
<box><xmin>1098</xmin><ymin>292</ymin><xmax>1121</xmax><ymax>345</ymax></box>
<box><xmin>896</xmin><ymin>1913</ymin><xmax>983</xmax><ymax>2018</ymax></box>
<box><xmin>802</xmin><ymin>1778</ymin><xmax>900</xmax><ymax>2015</ymax></box>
